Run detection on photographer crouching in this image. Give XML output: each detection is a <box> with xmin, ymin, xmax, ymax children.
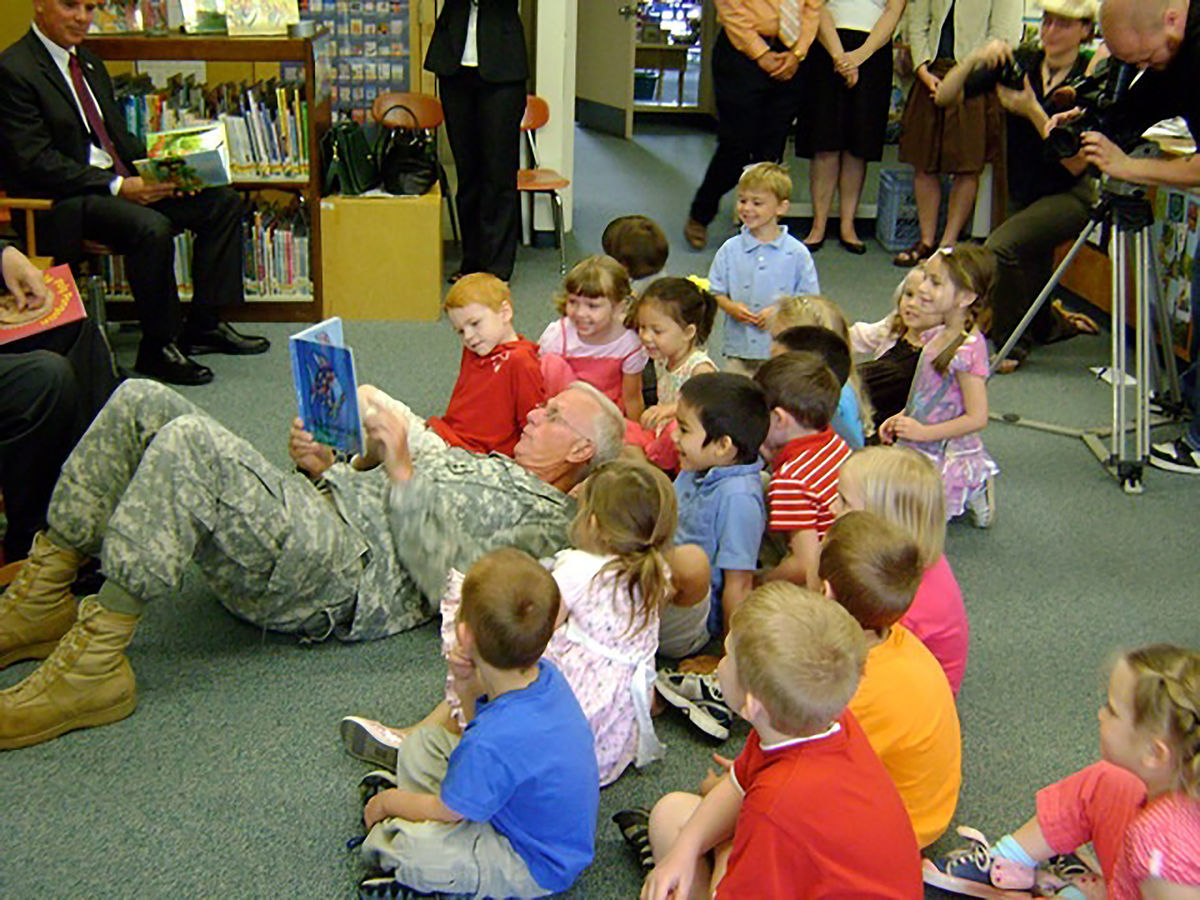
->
<box><xmin>1079</xmin><ymin>0</ymin><xmax>1200</xmax><ymax>474</ymax></box>
<box><xmin>935</xmin><ymin>0</ymin><xmax>1103</xmax><ymax>372</ymax></box>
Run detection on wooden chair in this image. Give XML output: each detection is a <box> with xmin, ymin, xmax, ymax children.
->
<box><xmin>371</xmin><ymin>91</ymin><xmax>460</xmax><ymax>245</ymax></box>
<box><xmin>518</xmin><ymin>95</ymin><xmax>570</xmax><ymax>274</ymax></box>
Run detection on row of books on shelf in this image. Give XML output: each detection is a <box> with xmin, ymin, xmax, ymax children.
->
<box><xmin>98</xmin><ymin>202</ymin><xmax>312</xmax><ymax>300</ymax></box>
<box><xmin>114</xmin><ymin>74</ymin><xmax>311</xmax><ymax>182</ymax></box>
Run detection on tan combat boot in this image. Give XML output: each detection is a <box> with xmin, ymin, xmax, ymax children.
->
<box><xmin>0</xmin><ymin>596</ymin><xmax>138</xmax><ymax>750</ymax></box>
<box><xmin>0</xmin><ymin>532</ymin><xmax>87</xmax><ymax>669</ymax></box>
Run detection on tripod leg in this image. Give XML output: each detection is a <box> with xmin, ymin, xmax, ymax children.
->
<box><xmin>991</xmin><ymin>218</ymin><xmax>1104</xmax><ymax>373</ymax></box>
<box><xmin>1146</xmin><ymin>239</ymin><xmax>1183</xmax><ymax>409</ymax></box>
<box><xmin>1110</xmin><ymin>229</ymin><xmax>1126</xmax><ymax>468</ymax></box>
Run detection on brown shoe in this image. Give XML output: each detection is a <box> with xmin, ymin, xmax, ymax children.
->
<box><xmin>0</xmin><ymin>532</ymin><xmax>85</xmax><ymax>669</ymax></box>
<box><xmin>684</xmin><ymin>218</ymin><xmax>707</xmax><ymax>250</ymax></box>
<box><xmin>0</xmin><ymin>596</ymin><xmax>138</xmax><ymax>750</ymax></box>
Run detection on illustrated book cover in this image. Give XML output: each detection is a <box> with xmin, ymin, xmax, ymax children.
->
<box><xmin>0</xmin><ymin>264</ymin><xmax>86</xmax><ymax>346</ymax></box>
<box><xmin>289</xmin><ymin>316</ymin><xmax>363</xmax><ymax>455</ymax></box>
<box><xmin>135</xmin><ymin>122</ymin><xmax>232</xmax><ymax>191</ymax></box>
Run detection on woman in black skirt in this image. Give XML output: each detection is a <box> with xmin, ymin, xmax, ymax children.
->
<box><xmin>797</xmin><ymin>0</ymin><xmax>908</xmax><ymax>254</ymax></box>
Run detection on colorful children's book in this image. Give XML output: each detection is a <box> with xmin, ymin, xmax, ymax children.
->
<box><xmin>289</xmin><ymin>317</ymin><xmax>363</xmax><ymax>455</ymax></box>
<box><xmin>0</xmin><ymin>264</ymin><xmax>86</xmax><ymax>346</ymax></box>
<box><xmin>135</xmin><ymin>123</ymin><xmax>232</xmax><ymax>191</ymax></box>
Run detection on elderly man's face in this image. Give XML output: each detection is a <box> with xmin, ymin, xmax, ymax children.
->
<box><xmin>513</xmin><ymin>388</ymin><xmax>597</xmax><ymax>472</ymax></box>
<box><xmin>35</xmin><ymin>0</ymin><xmax>99</xmax><ymax>49</ymax></box>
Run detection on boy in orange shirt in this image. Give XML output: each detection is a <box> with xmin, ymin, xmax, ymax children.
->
<box><xmin>818</xmin><ymin>509</ymin><xmax>962</xmax><ymax>847</ymax></box>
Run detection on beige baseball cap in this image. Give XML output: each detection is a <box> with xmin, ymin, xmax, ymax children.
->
<box><xmin>1038</xmin><ymin>0</ymin><xmax>1099</xmax><ymax>21</ymax></box>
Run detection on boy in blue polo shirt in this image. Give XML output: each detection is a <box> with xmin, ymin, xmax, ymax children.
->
<box><xmin>656</xmin><ymin>373</ymin><xmax>768</xmax><ymax>740</ymax></box>
<box><xmin>358</xmin><ymin>548</ymin><xmax>598</xmax><ymax>898</ymax></box>
<box><xmin>709</xmin><ymin>162</ymin><xmax>819</xmax><ymax>376</ymax></box>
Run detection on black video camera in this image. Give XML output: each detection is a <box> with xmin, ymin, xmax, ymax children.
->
<box><xmin>1043</xmin><ymin>58</ymin><xmax>1140</xmax><ymax>159</ymax></box>
<box><xmin>962</xmin><ymin>52</ymin><xmax>1031</xmax><ymax>97</ymax></box>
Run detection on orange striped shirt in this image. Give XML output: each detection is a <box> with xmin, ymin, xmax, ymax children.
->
<box><xmin>767</xmin><ymin>428</ymin><xmax>851</xmax><ymax>535</ymax></box>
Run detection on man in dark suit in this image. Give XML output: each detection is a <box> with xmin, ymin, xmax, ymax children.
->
<box><xmin>425</xmin><ymin>0</ymin><xmax>527</xmax><ymax>282</ymax></box>
<box><xmin>0</xmin><ymin>0</ymin><xmax>269</xmax><ymax>386</ymax></box>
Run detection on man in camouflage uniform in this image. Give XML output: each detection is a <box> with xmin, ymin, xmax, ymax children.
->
<box><xmin>0</xmin><ymin>377</ymin><xmax>625</xmax><ymax>750</ymax></box>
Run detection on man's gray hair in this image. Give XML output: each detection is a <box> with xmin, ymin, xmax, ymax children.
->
<box><xmin>563</xmin><ymin>381</ymin><xmax>626</xmax><ymax>474</ymax></box>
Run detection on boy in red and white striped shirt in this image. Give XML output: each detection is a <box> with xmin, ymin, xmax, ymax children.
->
<box><xmin>754</xmin><ymin>352</ymin><xmax>851</xmax><ymax>591</ymax></box>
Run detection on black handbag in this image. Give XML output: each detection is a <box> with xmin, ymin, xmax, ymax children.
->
<box><xmin>321</xmin><ymin>121</ymin><xmax>381</xmax><ymax>196</ymax></box>
<box><xmin>375</xmin><ymin>104</ymin><xmax>439</xmax><ymax>196</ymax></box>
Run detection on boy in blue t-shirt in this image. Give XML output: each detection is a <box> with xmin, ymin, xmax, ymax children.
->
<box><xmin>656</xmin><ymin>373</ymin><xmax>768</xmax><ymax>740</ymax></box>
<box><xmin>771</xmin><ymin>324</ymin><xmax>865</xmax><ymax>449</ymax></box>
<box><xmin>358</xmin><ymin>548</ymin><xmax>599</xmax><ymax>898</ymax></box>
<box><xmin>708</xmin><ymin>163</ymin><xmax>819</xmax><ymax>377</ymax></box>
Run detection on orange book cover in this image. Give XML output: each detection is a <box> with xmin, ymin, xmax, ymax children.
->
<box><xmin>0</xmin><ymin>264</ymin><xmax>86</xmax><ymax>345</ymax></box>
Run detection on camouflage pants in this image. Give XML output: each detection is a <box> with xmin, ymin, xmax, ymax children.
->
<box><xmin>48</xmin><ymin>380</ymin><xmax>365</xmax><ymax>635</ymax></box>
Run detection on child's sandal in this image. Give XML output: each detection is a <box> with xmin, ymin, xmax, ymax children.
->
<box><xmin>612</xmin><ymin>808</ymin><xmax>655</xmax><ymax>871</ymax></box>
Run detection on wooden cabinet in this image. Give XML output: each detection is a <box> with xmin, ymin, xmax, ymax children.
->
<box><xmin>83</xmin><ymin>32</ymin><xmax>332</xmax><ymax>322</ymax></box>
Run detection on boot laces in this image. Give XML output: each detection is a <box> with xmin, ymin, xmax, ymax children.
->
<box><xmin>8</xmin><ymin>604</ymin><xmax>97</xmax><ymax>696</ymax></box>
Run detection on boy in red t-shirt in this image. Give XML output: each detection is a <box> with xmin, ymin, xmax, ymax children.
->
<box><xmin>754</xmin><ymin>351</ymin><xmax>851</xmax><ymax>591</ymax></box>
<box><xmin>425</xmin><ymin>273</ymin><xmax>545</xmax><ymax>456</ymax></box>
<box><xmin>639</xmin><ymin>584</ymin><xmax>922</xmax><ymax>899</ymax></box>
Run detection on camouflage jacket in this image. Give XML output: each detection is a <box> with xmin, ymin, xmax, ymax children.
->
<box><xmin>323</xmin><ymin>447</ymin><xmax>575</xmax><ymax>640</ymax></box>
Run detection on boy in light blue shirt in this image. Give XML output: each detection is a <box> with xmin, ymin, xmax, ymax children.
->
<box><xmin>708</xmin><ymin>163</ymin><xmax>819</xmax><ymax>376</ymax></box>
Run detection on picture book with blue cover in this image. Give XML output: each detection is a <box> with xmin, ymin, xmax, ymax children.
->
<box><xmin>289</xmin><ymin>316</ymin><xmax>363</xmax><ymax>455</ymax></box>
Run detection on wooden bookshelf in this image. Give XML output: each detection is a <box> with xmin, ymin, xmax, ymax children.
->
<box><xmin>84</xmin><ymin>32</ymin><xmax>332</xmax><ymax>323</ymax></box>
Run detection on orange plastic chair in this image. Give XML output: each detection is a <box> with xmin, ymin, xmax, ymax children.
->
<box><xmin>518</xmin><ymin>95</ymin><xmax>570</xmax><ymax>274</ymax></box>
<box><xmin>371</xmin><ymin>91</ymin><xmax>460</xmax><ymax>245</ymax></box>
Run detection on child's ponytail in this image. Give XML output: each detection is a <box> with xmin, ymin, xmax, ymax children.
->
<box><xmin>1124</xmin><ymin>644</ymin><xmax>1200</xmax><ymax>798</ymax></box>
<box><xmin>571</xmin><ymin>460</ymin><xmax>678</xmax><ymax>635</ymax></box>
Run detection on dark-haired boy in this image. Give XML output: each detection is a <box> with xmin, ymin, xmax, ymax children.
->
<box><xmin>755</xmin><ymin>351</ymin><xmax>850</xmax><ymax>591</ymax></box>
<box><xmin>358</xmin><ymin>548</ymin><xmax>598</xmax><ymax>898</ymax></box>
<box><xmin>655</xmin><ymin>372</ymin><xmax>768</xmax><ymax>740</ymax></box>
<box><xmin>771</xmin><ymin>324</ymin><xmax>865</xmax><ymax>449</ymax></box>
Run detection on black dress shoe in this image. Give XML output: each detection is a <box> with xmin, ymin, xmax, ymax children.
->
<box><xmin>181</xmin><ymin>321</ymin><xmax>271</xmax><ymax>356</ymax></box>
<box><xmin>134</xmin><ymin>342</ymin><xmax>214</xmax><ymax>385</ymax></box>
<box><xmin>839</xmin><ymin>236</ymin><xmax>868</xmax><ymax>255</ymax></box>
<box><xmin>803</xmin><ymin>237</ymin><xmax>825</xmax><ymax>253</ymax></box>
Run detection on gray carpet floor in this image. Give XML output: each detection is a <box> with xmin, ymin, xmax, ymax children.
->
<box><xmin>2</xmin><ymin>122</ymin><xmax>1198</xmax><ymax>898</ymax></box>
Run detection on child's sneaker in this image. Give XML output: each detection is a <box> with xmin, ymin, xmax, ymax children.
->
<box><xmin>341</xmin><ymin>716</ymin><xmax>407</xmax><ymax>769</ymax></box>
<box><xmin>923</xmin><ymin>826</ymin><xmax>1036</xmax><ymax>897</ymax></box>
<box><xmin>655</xmin><ymin>669</ymin><xmax>732</xmax><ymax>740</ymax></box>
<box><xmin>359</xmin><ymin>769</ymin><xmax>398</xmax><ymax>805</ymax></box>
<box><xmin>612</xmin><ymin>808</ymin><xmax>655</xmax><ymax>871</ymax></box>
<box><xmin>966</xmin><ymin>478</ymin><xmax>995</xmax><ymax>529</ymax></box>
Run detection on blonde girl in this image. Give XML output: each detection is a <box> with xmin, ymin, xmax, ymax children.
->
<box><xmin>879</xmin><ymin>244</ymin><xmax>999</xmax><ymax>528</ymax></box>
<box><xmin>770</xmin><ymin>293</ymin><xmax>875</xmax><ymax>442</ymax></box>
<box><xmin>927</xmin><ymin>644</ymin><xmax>1200</xmax><ymax>897</ymax></box>
<box><xmin>853</xmin><ymin>264</ymin><xmax>944</xmax><ymax>428</ymax></box>
<box><xmin>539</xmin><ymin>255</ymin><xmax>648</xmax><ymax>420</ymax></box>
<box><xmin>836</xmin><ymin>446</ymin><xmax>969</xmax><ymax>695</ymax></box>
<box><xmin>360</xmin><ymin>460</ymin><xmax>678</xmax><ymax>787</ymax></box>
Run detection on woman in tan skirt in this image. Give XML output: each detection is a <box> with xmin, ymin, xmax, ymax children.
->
<box><xmin>893</xmin><ymin>0</ymin><xmax>1023</xmax><ymax>266</ymax></box>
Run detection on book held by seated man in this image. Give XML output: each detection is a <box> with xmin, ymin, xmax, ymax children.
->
<box><xmin>135</xmin><ymin>122</ymin><xmax>232</xmax><ymax>191</ymax></box>
<box><xmin>0</xmin><ymin>264</ymin><xmax>85</xmax><ymax>345</ymax></box>
<box><xmin>289</xmin><ymin>317</ymin><xmax>364</xmax><ymax>455</ymax></box>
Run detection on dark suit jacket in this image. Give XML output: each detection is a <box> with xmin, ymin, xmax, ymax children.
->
<box><xmin>0</xmin><ymin>30</ymin><xmax>145</xmax><ymax>201</ymax></box>
<box><xmin>424</xmin><ymin>0</ymin><xmax>528</xmax><ymax>83</ymax></box>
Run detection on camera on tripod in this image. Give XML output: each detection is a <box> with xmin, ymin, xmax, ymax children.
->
<box><xmin>1043</xmin><ymin>58</ymin><xmax>1140</xmax><ymax>159</ymax></box>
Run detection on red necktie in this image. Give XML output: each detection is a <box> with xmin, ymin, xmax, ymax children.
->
<box><xmin>67</xmin><ymin>52</ymin><xmax>131</xmax><ymax>177</ymax></box>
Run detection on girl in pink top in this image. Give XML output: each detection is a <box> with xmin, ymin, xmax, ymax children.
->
<box><xmin>834</xmin><ymin>445</ymin><xmax>968</xmax><ymax>695</ymax></box>
<box><xmin>538</xmin><ymin>255</ymin><xmax>649</xmax><ymax>419</ymax></box>
<box><xmin>926</xmin><ymin>643</ymin><xmax>1200</xmax><ymax>899</ymax></box>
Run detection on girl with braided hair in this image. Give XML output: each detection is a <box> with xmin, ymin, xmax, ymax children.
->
<box><xmin>927</xmin><ymin>643</ymin><xmax>1200</xmax><ymax>897</ymax></box>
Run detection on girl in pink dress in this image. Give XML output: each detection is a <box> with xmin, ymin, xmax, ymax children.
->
<box><xmin>880</xmin><ymin>244</ymin><xmax>999</xmax><ymax>528</ymax></box>
<box><xmin>435</xmin><ymin>459</ymin><xmax>676</xmax><ymax>786</ymax></box>
<box><xmin>538</xmin><ymin>255</ymin><xmax>649</xmax><ymax>419</ymax></box>
<box><xmin>926</xmin><ymin>643</ymin><xmax>1200</xmax><ymax>898</ymax></box>
<box><xmin>836</xmin><ymin>445</ymin><xmax>969</xmax><ymax>696</ymax></box>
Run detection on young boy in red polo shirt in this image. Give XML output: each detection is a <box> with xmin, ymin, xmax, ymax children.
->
<box><xmin>754</xmin><ymin>351</ymin><xmax>851</xmax><ymax>590</ymax></box>
<box><xmin>425</xmin><ymin>273</ymin><xmax>545</xmax><ymax>456</ymax></box>
<box><xmin>640</xmin><ymin>584</ymin><xmax>922</xmax><ymax>899</ymax></box>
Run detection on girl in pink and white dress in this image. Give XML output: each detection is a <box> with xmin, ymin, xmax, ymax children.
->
<box><xmin>538</xmin><ymin>255</ymin><xmax>649</xmax><ymax>420</ymax></box>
